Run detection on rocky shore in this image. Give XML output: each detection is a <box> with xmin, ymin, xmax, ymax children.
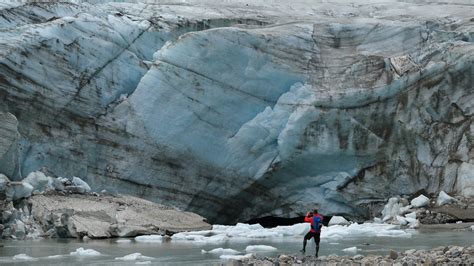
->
<box><xmin>0</xmin><ymin>171</ymin><xmax>211</xmax><ymax>239</ymax></box>
<box><xmin>238</xmin><ymin>245</ymin><xmax>474</xmax><ymax>266</ymax></box>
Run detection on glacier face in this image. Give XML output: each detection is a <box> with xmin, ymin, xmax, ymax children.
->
<box><xmin>0</xmin><ymin>1</ymin><xmax>473</xmax><ymax>223</ymax></box>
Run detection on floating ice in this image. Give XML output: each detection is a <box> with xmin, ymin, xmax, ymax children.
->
<box><xmin>47</xmin><ymin>255</ymin><xmax>64</xmax><ymax>259</ymax></box>
<box><xmin>322</xmin><ymin>223</ymin><xmax>412</xmax><ymax>239</ymax></box>
<box><xmin>410</xmin><ymin>195</ymin><xmax>429</xmax><ymax>208</ymax></box>
<box><xmin>115</xmin><ymin>253</ymin><xmax>153</xmax><ymax>261</ymax></box>
<box><xmin>437</xmin><ymin>191</ymin><xmax>456</xmax><ymax>206</ymax></box>
<box><xmin>135</xmin><ymin>235</ymin><xmax>163</xmax><ymax>243</ymax></box>
<box><xmin>116</xmin><ymin>239</ymin><xmax>132</xmax><ymax>243</ymax></box>
<box><xmin>342</xmin><ymin>247</ymin><xmax>359</xmax><ymax>253</ymax></box>
<box><xmin>135</xmin><ymin>261</ymin><xmax>151</xmax><ymax>265</ymax></box>
<box><xmin>70</xmin><ymin>247</ymin><xmax>101</xmax><ymax>256</ymax></box>
<box><xmin>220</xmin><ymin>254</ymin><xmax>253</xmax><ymax>260</ymax></box>
<box><xmin>170</xmin><ymin>222</ymin><xmax>411</xmax><ymax>243</ymax></box>
<box><xmin>201</xmin><ymin>248</ymin><xmax>240</xmax><ymax>255</ymax></box>
<box><xmin>245</xmin><ymin>245</ymin><xmax>277</xmax><ymax>252</ymax></box>
<box><xmin>12</xmin><ymin>254</ymin><xmax>37</xmax><ymax>261</ymax></box>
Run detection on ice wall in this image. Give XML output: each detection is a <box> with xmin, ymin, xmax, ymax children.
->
<box><xmin>0</xmin><ymin>1</ymin><xmax>472</xmax><ymax>223</ymax></box>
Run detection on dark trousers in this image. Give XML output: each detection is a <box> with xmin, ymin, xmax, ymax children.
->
<box><xmin>302</xmin><ymin>231</ymin><xmax>320</xmax><ymax>255</ymax></box>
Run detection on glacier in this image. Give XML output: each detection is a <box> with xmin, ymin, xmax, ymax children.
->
<box><xmin>0</xmin><ymin>0</ymin><xmax>473</xmax><ymax>223</ymax></box>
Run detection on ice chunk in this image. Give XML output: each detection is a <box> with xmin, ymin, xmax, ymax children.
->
<box><xmin>0</xmin><ymin>173</ymin><xmax>9</xmax><ymax>190</ymax></box>
<box><xmin>135</xmin><ymin>235</ymin><xmax>163</xmax><ymax>243</ymax></box>
<box><xmin>436</xmin><ymin>191</ymin><xmax>456</xmax><ymax>206</ymax></box>
<box><xmin>342</xmin><ymin>247</ymin><xmax>359</xmax><ymax>254</ymax></box>
<box><xmin>6</xmin><ymin>182</ymin><xmax>34</xmax><ymax>200</ymax></box>
<box><xmin>329</xmin><ymin>216</ymin><xmax>350</xmax><ymax>225</ymax></box>
<box><xmin>396</xmin><ymin>216</ymin><xmax>408</xmax><ymax>226</ymax></box>
<box><xmin>201</xmin><ymin>248</ymin><xmax>240</xmax><ymax>255</ymax></box>
<box><xmin>135</xmin><ymin>261</ymin><xmax>151</xmax><ymax>265</ymax></box>
<box><xmin>405</xmin><ymin>212</ymin><xmax>416</xmax><ymax>219</ymax></box>
<box><xmin>410</xmin><ymin>195</ymin><xmax>429</xmax><ymax>207</ymax></box>
<box><xmin>115</xmin><ymin>253</ymin><xmax>153</xmax><ymax>261</ymax></box>
<box><xmin>382</xmin><ymin>197</ymin><xmax>401</xmax><ymax>221</ymax></box>
<box><xmin>220</xmin><ymin>254</ymin><xmax>253</xmax><ymax>260</ymax></box>
<box><xmin>70</xmin><ymin>247</ymin><xmax>101</xmax><ymax>256</ymax></box>
<box><xmin>245</xmin><ymin>245</ymin><xmax>277</xmax><ymax>252</ymax></box>
<box><xmin>22</xmin><ymin>171</ymin><xmax>53</xmax><ymax>192</ymax></box>
<box><xmin>47</xmin><ymin>255</ymin><xmax>64</xmax><ymax>259</ymax></box>
<box><xmin>72</xmin><ymin>177</ymin><xmax>91</xmax><ymax>192</ymax></box>
<box><xmin>323</xmin><ymin>223</ymin><xmax>411</xmax><ymax>239</ymax></box>
<box><xmin>470</xmin><ymin>225</ymin><xmax>474</xmax><ymax>231</ymax></box>
<box><xmin>13</xmin><ymin>254</ymin><xmax>37</xmax><ymax>261</ymax></box>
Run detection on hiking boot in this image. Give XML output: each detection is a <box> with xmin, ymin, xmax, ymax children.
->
<box><xmin>300</xmin><ymin>249</ymin><xmax>305</xmax><ymax>254</ymax></box>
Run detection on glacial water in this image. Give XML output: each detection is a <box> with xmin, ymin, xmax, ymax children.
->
<box><xmin>0</xmin><ymin>229</ymin><xmax>472</xmax><ymax>265</ymax></box>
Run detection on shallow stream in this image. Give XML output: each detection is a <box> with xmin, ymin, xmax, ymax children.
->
<box><xmin>0</xmin><ymin>229</ymin><xmax>472</xmax><ymax>265</ymax></box>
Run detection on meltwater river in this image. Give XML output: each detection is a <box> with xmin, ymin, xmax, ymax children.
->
<box><xmin>0</xmin><ymin>227</ymin><xmax>472</xmax><ymax>265</ymax></box>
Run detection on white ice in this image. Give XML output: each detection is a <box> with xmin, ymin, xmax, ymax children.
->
<box><xmin>201</xmin><ymin>248</ymin><xmax>240</xmax><ymax>255</ymax></box>
<box><xmin>342</xmin><ymin>247</ymin><xmax>360</xmax><ymax>254</ymax></box>
<box><xmin>115</xmin><ymin>253</ymin><xmax>153</xmax><ymax>261</ymax></box>
<box><xmin>410</xmin><ymin>195</ymin><xmax>429</xmax><ymax>207</ymax></box>
<box><xmin>437</xmin><ymin>191</ymin><xmax>456</xmax><ymax>206</ymax></box>
<box><xmin>70</xmin><ymin>247</ymin><xmax>101</xmax><ymax>256</ymax></box>
<box><xmin>171</xmin><ymin>222</ymin><xmax>411</xmax><ymax>244</ymax></box>
<box><xmin>12</xmin><ymin>254</ymin><xmax>37</xmax><ymax>261</ymax></box>
<box><xmin>116</xmin><ymin>239</ymin><xmax>132</xmax><ymax>243</ymax></box>
<box><xmin>135</xmin><ymin>235</ymin><xmax>163</xmax><ymax>243</ymax></box>
<box><xmin>72</xmin><ymin>177</ymin><xmax>91</xmax><ymax>192</ymax></box>
<box><xmin>22</xmin><ymin>171</ymin><xmax>54</xmax><ymax>192</ymax></box>
<box><xmin>220</xmin><ymin>254</ymin><xmax>254</xmax><ymax>260</ymax></box>
<box><xmin>328</xmin><ymin>216</ymin><xmax>350</xmax><ymax>226</ymax></box>
<box><xmin>245</xmin><ymin>245</ymin><xmax>277</xmax><ymax>252</ymax></box>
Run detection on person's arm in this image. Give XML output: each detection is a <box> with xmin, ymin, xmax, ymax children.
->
<box><xmin>304</xmin><ymin>212</ymin><xmax>313</xmax><ymax>222</ymax></box>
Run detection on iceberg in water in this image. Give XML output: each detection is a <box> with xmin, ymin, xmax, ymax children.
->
<box><xmin>115</xmin><ymin>253</ymin><xmax>153</xmax><ymax>261</ymax></box>
<box><xmin>70</xmin><ymin>247</ymin><xmax>101</xmax><ymax>256</ymax></box>
<box><xmin>170</xmin><ymin>222</ymin><xmax>411</xmax><ymax>243</ymax></box>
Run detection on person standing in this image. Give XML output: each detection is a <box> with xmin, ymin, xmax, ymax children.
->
<box><xmin>301</xmin><ymin>209</ymin><xmax>324</xmax><ymax>257</ymax></box>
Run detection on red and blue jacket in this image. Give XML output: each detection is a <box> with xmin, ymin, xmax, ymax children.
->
<box><xmin>304</xmin><ymin>213</ymin><xmax>324</xmax><ymax>233</ymax></box>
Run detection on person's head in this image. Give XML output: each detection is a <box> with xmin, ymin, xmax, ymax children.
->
<box><xmin>313</xmin><ymin>209</ymin><xmax>318</xmax><ymax>214</ymax></box>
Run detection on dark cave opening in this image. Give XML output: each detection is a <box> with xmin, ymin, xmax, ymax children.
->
<box><xmin>246</xmin><ymin>215</ymin><xmax>332</xmax><ymax>228</ymax></box>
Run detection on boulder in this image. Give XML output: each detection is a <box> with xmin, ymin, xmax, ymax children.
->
<box><xmin>30</xmin><ymin>193</ymin><xmax>211</xmax><ymax>239</ymax></box>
